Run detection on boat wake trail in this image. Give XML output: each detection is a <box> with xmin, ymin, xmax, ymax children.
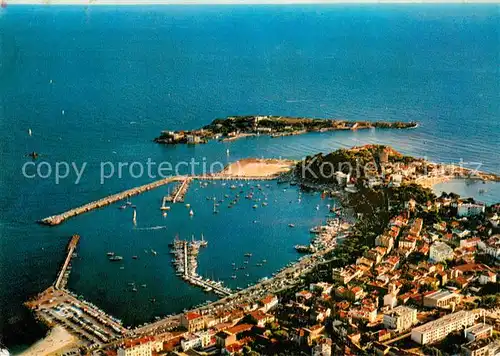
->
<box><xmin>134</xmin><ymin>226</ymin><xmax>168</xmax><ymax>231</ymax></box>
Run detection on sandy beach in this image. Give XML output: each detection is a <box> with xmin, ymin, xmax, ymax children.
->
<box><xmin>18</xmin><ymin>326</ymin><xmax>76</xmax><ymax>356</ymax></box>
<box><xmin>220</xmin><ymin>158</ymin><xmax>296</xmax><ymax>177</ymax></box>
<box><xmin>414</xmin><ymin>175</ymin><xmax>452</xmax><ymax>189</ymax></box>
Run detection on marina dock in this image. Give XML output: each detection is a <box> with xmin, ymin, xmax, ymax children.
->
<box><xmin>26</xmin><ymin>234</ymin><xmax>129</xmax><ymax>349</ymax></box>
<box><xmin>54</xmin><ymin>234</ymin><xmax>80</xmax><ymax>290</ymax></box>
<box><xmin>170</xmin><ymin>236</ymin><xmax>232</xmax><ymax>297</ymax></box>
<box><xmin>164</xmin><ymin>177</ymin><xmax>192</xmax><ymax>203</ymax></box>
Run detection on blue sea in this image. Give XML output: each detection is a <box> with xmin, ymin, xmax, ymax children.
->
<box><xmin>0</xmin><ymin>4</ymin><xmax>499</xmax><ymax>352</ymax></box>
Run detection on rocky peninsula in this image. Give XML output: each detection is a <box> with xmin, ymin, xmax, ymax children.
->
<box><xmin>154</xmin><ymin>115</ymin><xmax>418</xmax><ymax>144</ymax></box>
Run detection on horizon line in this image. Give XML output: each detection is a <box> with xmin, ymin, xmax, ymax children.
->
<box><xmin>5</xmin><ymin>0</ymin><xmax>500</xmax><ymax>5</ymax></box>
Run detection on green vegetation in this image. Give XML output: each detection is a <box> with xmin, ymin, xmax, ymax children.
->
<box><xmin>298</xmin><ymin>144</ymin><xmax>420</xmax><ymax>183</ymax></box>
<box><xmin>328</xmin><ymin>183</ymin><xmax>435</xmax><ymax>266</ymax></box>
<box><xmin>156</xmin><ymin>116</ymin><xmax>417</xmax><ymax>143</ymax></box>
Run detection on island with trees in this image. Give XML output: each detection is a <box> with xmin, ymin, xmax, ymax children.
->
<box><xmin>154</xmin><ymin>115</ymin><xmax>418</xmax><ymax>144</ymax></box>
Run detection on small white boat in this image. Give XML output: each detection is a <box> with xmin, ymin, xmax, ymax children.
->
<box><xmin>186</xmin><ymin>203</ymin><xmax>191</xmax><ymax>208</ymax></box>
<box><xmin>28</xmin><ymin>128</ymin><xmax>32</xmax><ymax>136</ymax></box>
<box><xmin>163</xmin><ymin>212</ymin><xmax>167</xmax><ymax>217</ymax></box>
<box><xmin>189</xmin><ymin>209</ymin><xmax>194</xmax><ymax>216</ymax></box>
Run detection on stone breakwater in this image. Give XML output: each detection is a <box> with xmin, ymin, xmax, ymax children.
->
<box><xmin>39</xmin><ymin>176</ymin><xmax>185</xmax><ymax>226</ymax></box>
<box><xmin>38</xmin><ymin>159</ymin><xmax>294</xmax><ymax>226</ymax></box>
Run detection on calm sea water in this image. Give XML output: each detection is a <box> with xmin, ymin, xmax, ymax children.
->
<box><xmin>1</xmin><ymin>4</ymin><xmax>499</xmax><ymax>351</ymax></box>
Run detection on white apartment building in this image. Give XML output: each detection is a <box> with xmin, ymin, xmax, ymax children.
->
<box><xmin>457</xmin><ymin>203</ymin><xmax>485</xmax><ymax>217</ymax></box>
<box><xmin>429</xmin><ymin>241</ymin><xmax>454</xmax><ymax>263</ymax></box>
<box><xmin>411</xmin><ymin>309</ymin><xmax>484</xmax><ymax>345</ymax></box>
<box><xmin>423</xmin><ymin>290</ymin><xmax>462</xmax><ymax>309</ymax></box>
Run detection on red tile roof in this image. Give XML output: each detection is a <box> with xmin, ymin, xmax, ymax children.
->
<box><xmin>226</xmin><ymin>323</ymin><xmax>254</xmax><ymax>335</ymax></box>
<box><xmin>185</xmin><ymin>312</ymin><xmax>202</xmax><ymax>321</ymax></box>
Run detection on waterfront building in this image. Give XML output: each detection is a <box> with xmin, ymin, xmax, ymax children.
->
<box><xmin>457</xmin><ymin>202</ymin><xmax>486</xmax><ymax>217</ymax></box>
<box><xmin>117</xmin><ymin>337</ymin><xmax>163</xmax><ymax>356</ymax></box>
<box><xmin>410</xmin><ymin>309</ymin><xmax>484</xmax><ymax>345</ymax></box>
<box><xmin>259</xmin><ymin>294</ymin><xmax>278</xmax><ymax>313</ymax></box>
<box><xmin>181</xmin><ymin>312</ymin><xmax>205</xmax><ymax>332</ymax></box>
<box><xmin>383</xmin><ymin>306</ymin><xmax>417</xmax><ymax>332</ymax></box>
<box><xmin>180</xmin><ymin>331</ymin><xmax>211</xmax><ymax>351</ymax></box>
<box><xmin>429</xmin><ymin>241</ymin><xmax>454</xmax><ymax>263</ymax></box>
<box><xmin>423</xmin><ymin>289</ymin><xmax>462</xmax><ymax>309</ymax></box>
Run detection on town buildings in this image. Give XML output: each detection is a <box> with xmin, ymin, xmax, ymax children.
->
<box><xmin>429</xmin><ymin>241</ymin><xmax>454</xmax><ymax>262</ymax></box>
<box><xmin>423</xmin><ymin>290</ymin><xmax>462</xmax><ymax>309</ymax></box>
<box><xmin>383</xmin><ymin>306</ymin><xmax>417</xmax><ymax>332</ymax></box>
<box><xmin>457</xmin><ymin>202</ymin><xmax>486</xmax><ymax>217</ymax></box>
<box><xmin>117</xmin><ymin>337</ymin><xmax>163</xmax><ymax>356</ymax></box>
<box><xmin>410</xmin><ymin>309</ymin><xmax>484</xmax><ymax>345</ymax></box>
<box><xmin>180</xmin><ymin>312</ymin><xmax>205</xmax><ymax>333</ymax></box>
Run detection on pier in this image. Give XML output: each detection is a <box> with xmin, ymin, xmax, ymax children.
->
<box><xmin>170</xmin><ymin>236</ymin><xmax>232</xmax><ymax>297</ymax></box>
<box><xmin>54</xmin><ymin>234</ymin><xmax>80</xmax><ymax>290</ymax></box>
<box><xmin>164</xmin><ymin>177</ymin><xmax>192</xmax><ymax>203</ymax></box>
<box><xmin>26</xmin><ymin>234</ymin><xmax>129</xmax><ymax>349</ymax></box>
<box><xmin>39</xmin><ymin>176</ymin><xmax>184</xmax><ymax>226</ymax></box>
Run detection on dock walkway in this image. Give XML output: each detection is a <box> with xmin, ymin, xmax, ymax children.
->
<box><xmin>164</xmin><ymin>177</ymin><xmax>192</xmax><ymax>203</ymax></box>
<box><xmin>54</xmin><ymin>235</ymin><xmax>80</xmax><ymax>290</ymax></box>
